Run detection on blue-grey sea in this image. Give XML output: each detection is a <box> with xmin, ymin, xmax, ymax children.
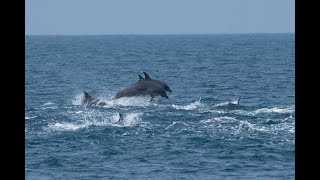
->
<box><xmin>26</xmin><ymin>34</ymin><xmax>295</xmax><ymax>180</ymax></box>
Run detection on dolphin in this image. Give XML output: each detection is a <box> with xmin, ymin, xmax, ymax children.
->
<box><xmin>114</xmin><ymin>79</ymin><xmax>169</xmax><ymax>99</ymax></box>
<box><xmin>81</xmin><ymin>91</ymin><xmax>106</xmax><ymax>106</ymax></box>
<box><xmin>230</xmin><ymin>97</ymin><xmax>240</xmax><ymax>105</ymax></box>
<box><xmin>83</xmin><ymin>73</ymin><xmax>169</xmax><ymax>104</ymax></box>
<box><xmin>142</xmin><ymin>72</ymin><xmax>172</xmax><ymax>92</ymax></box>
<box><xmin>117</xmin><ymin>113</ymin><xmax>124</xmax><ymax>125</ymax></box>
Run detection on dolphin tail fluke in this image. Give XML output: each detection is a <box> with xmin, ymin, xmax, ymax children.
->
<box><xmin>143</xmin><ymin>72</ymin><xmax>151</xmax><ymax>80</ymax></box>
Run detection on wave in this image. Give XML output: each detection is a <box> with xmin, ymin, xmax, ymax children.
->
<box><xmin>72</xmin><ymin>93</ymin><xmax>84</xmax><ymax>105</ymax></box>
<box><xmin>232</xmin><ymin>120</ymin><xmax>294</xmax><ymax>134</ymax></box>
<box><xmin>214</xmin><ymin>116</ymin><xmax>237</xmax><ymax>121</ymax></box>
<box><xmin>254</xmin><ymin>106</ymin><xmax>295</xmax><ymax>114</ymax></box>
<box><xmin>47</xmin><ymin>121</ymin><xmax>91</xmax><ymax>131</ymax></box>
<box><xmin>171</xmin><ymin>99</ymin><xmax>203</xmax><ymax>110</ymax></box>
<box><xmin>25</xmin><ymin>116</ymin><xmax>38</xmax><ymax>120</ymax></box>
<box><xmin>213</xmin><ymin>102</ymin><xmax>230</xmax><ymax>107</ymax></box>
<box><xmin>72</xmin><ymin>92</ymin><xmax>153</xmax><ymax>107</ymax></box>
<box><xmin>41</xmin><ymin>107</ymin><xmax>58</xmax><ymax>110</ymax></box>
<box><xmin>199</xmin><ymin>108</ymin><xmax>227</xmax><ymax>114</ymax></box>
<box><xmin>102</xmin><ymin>96</ymin><xmax>153</xmax><ymax>107</ymax></box>
<box><xmin>42</xmin><ymin>102</ymin><xmax>55</xmax><ymax>106</ymax></box>
<box><xmin>200</xmin><ymin>116</ymin><xmax>237</xmax><ymax>124</ymax></box>
<box><xmin>232</xmin><ymin>106</ymin><xmax>294</xmax><ymax>116</ymax></box>
<box><xmin>46</xmin><ymin>112</ymin><xmax>142</xmax><ymax>132</ymax></box>
<box><xmin>165</xmin><ymin>121</ymin><xmax>190</xmax><ymax>130</ymax></box>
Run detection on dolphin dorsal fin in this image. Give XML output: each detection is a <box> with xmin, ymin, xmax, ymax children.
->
<box><xmin>138</xmin><ymin>74</ymin><xmax>144</xmax><ymax>81</ymax></box>
<box><xmin>83</xmin><ymin>91</ymin><xmax>92</xmax><ymax>99</ymax></box>
<box><xmin>237</xmin><ymin>97</ymin><xmax>240</xmax><ymax>105</ymax></box>
<box><xmin>143</xmin><ymin>72</ymin><xmax>151</xmax><ymax>80</ymax></box>
<box><xmin>119</xmin><ymin>113</ymin><xmax>124</xmax><ymax>120</ymax></box>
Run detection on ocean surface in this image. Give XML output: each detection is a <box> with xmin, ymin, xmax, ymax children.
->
<box><xmin>25</xmin><ymin>34</ymin><xmax>295</xmax><ymax>179</ymax></box>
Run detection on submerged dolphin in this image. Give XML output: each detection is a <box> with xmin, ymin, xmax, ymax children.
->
<box><xmin>81</xmin><ymin>91</ymin><xmax>106</xmax><ymax>106</ymax></box>
<box><xmin>142</xmin><ymin>72</ymin><xmax>172</xmax><ymax>92</ymax></box>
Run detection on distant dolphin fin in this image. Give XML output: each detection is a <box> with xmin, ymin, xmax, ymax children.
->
<box><xmin>143</xmin><ymin>72</ymin><xmax>151</xmax><ymax>80</ymax></box>
<box><xmin>138</xmin><ymin>74</ymin><xmax>144</xmax><ymax>81</ymax></box>
<box><xmin>119</xmin><ymin>113</ymin><xmax>124</xmax><ymax>121</ymax></box>
<box><xmin>235</xmin><ymin>97</ymin><xmax>240</xmax><ymax>105</ymax></box>
<box><xmin>83</xmin><ymin>91</ymin><xmax>92</xmax><ymax>99</ymax></box>
<box><xmin>118</xmin><ymin>113</ymin><xmax>124</xmax><ymax>125</ymax></box>
<box><xmin>237</xmin><ymin>97</ymin><xmax>240</xmax><ymax>105</ymax></box>
<box><xmin>231</xmin><ymin>97</ymin><xmax>240</xmax><ymax>105</ymax></box>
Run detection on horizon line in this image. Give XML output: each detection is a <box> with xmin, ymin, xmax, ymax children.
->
<box><xmin>25</xmin><ymin>32</ymin><xmax>294</xmax><ymax>36</ymax></box>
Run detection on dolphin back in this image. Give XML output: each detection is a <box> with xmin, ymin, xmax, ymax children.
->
<box><xmin>114</xmin><ymin>81</ymin><xmax>168</xmax><ymax>99</ymax></box>
<box><xmin>142</xmin><ymin>72</ymin><xmax>172</xmax><ymax>92</ymax></box>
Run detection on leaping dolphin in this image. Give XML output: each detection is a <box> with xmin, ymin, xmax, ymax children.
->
<box><xmin>142</xmin><ymin>72</ymin><xmax>172</xmax><ymax>92</ymax></box>
<box><xmin>114</xmin><ymin>79</ymin><xmax>169</xmax><ymax>99</ymax></box>
<box><xmin>82</xmin><ymin>72</ymin><xmax>170</xmax><ymax>106</ymax></box>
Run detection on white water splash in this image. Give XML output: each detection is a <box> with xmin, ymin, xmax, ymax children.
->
<box><xmin>46</xmin><ymin>112</ymin><xmax>142</xmax><ymax>132</ymax></box>
<box><xmin>214</xmin><ymin>116</ymin><xmax>237</xmax><ymax>121</ymax></box>
<box><xmin>41</xmin><ymin>107</ymin><xmax>57</xmax><ymax>110</ymax></box>
<box><xmin>72</xmin><ymin>93</ymin><xmax>85</xmax><ymax>105</ymax></box>
<box><xmin>25</xmin><ymin>116</ymin><xmax>38</xmax><ymax>120</ymax></box>
<box><xmin>47</xmin><ymin>122</ymin><xmax>90</xmax><ymax>131</ymax></box>
<box><xmin>113</xmin><ymin>112</ymin><xmax>142</xmax><ymax>126</ymax></box>
<box><xmin>213</xmin><ymin>102</ymin><xmax>230</xmax><ymax>107</ymax></box>
<box><xmin>254</xmin><ymin>107</ymin><xmax>295</xmax><ymax>114</ymax></box>
<box><xmin>207</xmin><ymin>109</ymin><xmax>227</xmax><ymax>114</ymax></box>
<box><xmin>72</xmin><ymin>92</ymin><xmax>153</xmax><ymax>107</ymax></box>
<box><xmin>43</xmin><ymin>102</ymin><xmax>55</xmax><ymax>106</ymax></box>
<box><xmin>165</xmin><ymin>121</ymin><xmax>190</xmax><ymax>130</ymax></box>
<box><xmin>171</xmin><ymin>99</ymin><xmax>203</xmax><ymax>110</ymax></box>
<box><xmin>233</xmin><ymin>106</ymin><xmax>295</xmax><ymax>116</ymax></box>
<box><xmin>232</xmin><ymin>120</ymin><xmax>295</xmax><ymax>134</ymax></box>
<box><xmin>200</xmin><ymin>116</ymin><xmax>237</xmax><ymax>124</ymax></box>
<box><xmin>101</xmin><ymin>96</ymin><xmax>152</xmax><ymax>108</ymax></box>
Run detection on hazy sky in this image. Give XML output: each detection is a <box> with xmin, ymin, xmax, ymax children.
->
<box><xmin>25</xmin><ymin>0</ymin><xmax>295</xmax><ymax>35</ymax></box>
